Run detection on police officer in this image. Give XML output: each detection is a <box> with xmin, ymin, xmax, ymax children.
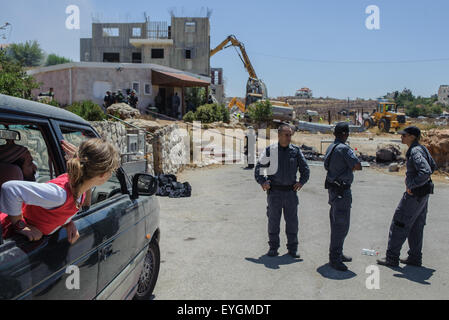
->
<box><xmin>255</xmin><ymin>124</ymin><xmax>310</xmax><ymax>258</ymax></box>
<box><xmin>377</xmin><ymin>126</ymin><xmax>436</xmax><ymax>267</ymax></box>
<box><xmin>324</xmin><ymin>122</ymin><xmax>362</xmax><ymax>271</ymax></box>
<box><xmin>116</xmin><ymin>90</ymin><xmax>125</xmax><ymax>103</ymax></box>
<box><xmin>128</xmin><ymin>90</ymin><xmax>139</xmax><ymax>109</ymax></box>
<box><xmin>244</xmin><ymin>126</ymin><xmax>257</xmax><ymax>170</ymax></box>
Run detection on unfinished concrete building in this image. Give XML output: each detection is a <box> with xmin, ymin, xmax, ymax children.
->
<box><xmin>80</xmin><ymin>17</ymin><xmax>211</xmax><ymax>77</ymax></box>
<box><xmin>438</xmin><ymin>85</ymin><xmax>449</xmax><ymax>106</ymax></box>
<box><xmin>80</xmin><ymin>22</ymin><xmax>147</xmax><ymax>63</ymax></box>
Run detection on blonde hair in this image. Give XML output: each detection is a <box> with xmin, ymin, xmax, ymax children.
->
<box><xmin>67</xmin><ymin>138</ymin><xmax>120</xmax><ymax>208</ymax></box>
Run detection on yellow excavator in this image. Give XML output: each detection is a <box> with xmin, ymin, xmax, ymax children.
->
<box><xmin>210</xmin><ymin>35</ymin><xmax>294</xmax><ymax>122</ymax></box>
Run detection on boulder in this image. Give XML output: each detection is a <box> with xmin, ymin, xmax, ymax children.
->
<box><xmin>388</xmin><ymin>163</ymin><xmax>399</xmax><ymax>172</ymax></box>
<box><xmin>376</xmin><ymin>143</ymin><xmax>401</xmax><ymax>163</ymax></box>
<box><xmin>107</xmin><ymin>103</ymin><xmax>140</xmax><ymax>120</ymax></box>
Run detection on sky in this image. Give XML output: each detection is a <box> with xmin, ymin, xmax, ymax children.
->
<box><xmin>1</xmin><ymin>0</ymin><xmax>449</xmax><ymax>99</ymax></box>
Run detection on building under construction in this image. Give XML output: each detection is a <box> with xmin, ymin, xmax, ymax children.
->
<box><xmin>80</xmin><ymin>16</ymin><xmax>211</xmax><ymax>77</ymax></box>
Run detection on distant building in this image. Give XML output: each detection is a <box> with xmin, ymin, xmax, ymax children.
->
<box><xmin>80</xmin><ymin>17</ymin><xmax>210</xmax><ymax>77</ymax></box>
<box><xmin>438</xmin><ymin>85</ymin><xmax>449</xmax><ymax>105</ymax></box>
<box><xmin>295</xmin><ymin>87</ymin><xmax>312</xmax><ymax>99</ymax></box>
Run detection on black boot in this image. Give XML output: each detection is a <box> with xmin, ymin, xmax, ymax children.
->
<box><xmin>341</xmin><ymin>254</ymin><xmax>352</xmax><ymax>262</ymax></box>
<box><xmin>329</xmin><ymin>260</ymin><xmax>348</xmax><ymax>272</ymax></box>
<box><xmin>377</xmin><ymin>257</ymin><xmax>399</xmax><ymax>267</ymax></box>
<box><xmin>267</xmin><ymin>248</ymin><xmax>279</xmax><ymax>257</ymax></box>
<box><xmin>288</xmin><ymin>250</ymin><xmax>300</xmax><ymax>258</ymax></box>
<box><xmin>400</xmin><ymin>257</ymin><xmax>422</xmax><ymax>267</ymax></box>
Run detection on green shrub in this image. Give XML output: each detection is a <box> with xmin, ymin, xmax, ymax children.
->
<box><xmin>183</xmin><ymin>111</ymin><xmax>195</xmax><ymax>123</ymax></box>
<box><xmin>66</xmin><ymin>100</ymin><xmax>105</xmax><ymax>121</ymax></box>
<box><xmin>247</xmin><ymin>99</ymin><xmax>273</xmax><ymax>122</ymax></box>
<box><xmin>217</xmin><ymin>104</ymin><xmax>230</xmax><ymax>123</ymax></box>
<box><xmin>46</xmin><ymin>99</ymin><xmax>60</xmax><ymax>108</ymax></box>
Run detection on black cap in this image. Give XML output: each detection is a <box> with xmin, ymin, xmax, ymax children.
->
<box><xmin>398</xmin><ymin>126</ymin><xmax>421</xmax><ymax>138</ymax></box>
<box><xmin>334</xmin><ymin>122</ymin><xmax>349</xmax><ymax>135</ymax></box>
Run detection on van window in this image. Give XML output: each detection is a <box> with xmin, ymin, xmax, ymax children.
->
<box><xmin>0</xmin><ymin>123</ymin><xmax>56</xmax><ymax>183</ymax></box>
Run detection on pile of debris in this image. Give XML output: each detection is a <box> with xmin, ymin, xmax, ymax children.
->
<box><xmin>107</xmin><ymin>103</ymin><xmax>140</xmax><ymax>120</ymax></box>
<box><xmin>421</xmin><ymin>129</ymin><xmax>449</xmax><ymax>172</ymax></box>
<box><xmin>375</xmin><ymin>143</ymin><xmax>403</xmax><ymax>163</ymax></box>
<box><xmin>300</xmin><ymin>144</ymin><xmax>324</xmax><ymax>161</ymax></box>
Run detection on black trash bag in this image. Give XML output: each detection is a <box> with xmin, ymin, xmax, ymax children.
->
<box><xmin>156</xmin><ymin>174</ymin><xmax>192</xmax><ymax>198</ymax></box>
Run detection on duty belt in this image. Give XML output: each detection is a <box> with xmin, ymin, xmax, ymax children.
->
<box><xmin>270</xmin><ymin>184</ymin><xmax>295</xmax><ymax>191</ymax></box>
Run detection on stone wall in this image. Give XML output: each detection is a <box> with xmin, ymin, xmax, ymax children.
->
<box><xmin>152</xmin><ymin>124</ymin><xmax>188</xmax><ymax>175</ymax></box>
<box><xmin>90</xmin><ymin>120</ymin><xmax>188</xmax><ymax>176</ymax></box>
<box><xmin>90</xmin><ymin>120</ymin><xmax>127</xmax><ymax>156</ymax></box>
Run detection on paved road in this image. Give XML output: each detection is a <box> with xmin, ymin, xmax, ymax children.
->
<box><xmin>153</xmin><ymin>163</ymin><xmax>449</xmax><ymax>299</ymax></box>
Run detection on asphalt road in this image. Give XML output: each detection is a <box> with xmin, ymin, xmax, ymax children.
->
<box><xmin>153</xmin><ymin>163</ymin><xmax>449</xmax><ymax>299</ymax></box>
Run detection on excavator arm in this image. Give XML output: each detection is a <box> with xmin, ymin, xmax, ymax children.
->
<box><xmin>210</xmin><ymin>35</ymin><xmax>257</xmax><ymax>79</ymax></box>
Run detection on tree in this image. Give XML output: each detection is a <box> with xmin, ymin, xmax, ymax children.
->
<box><xmin>0</xmin><ymin>50</ymin><xmax>40</xmax><ymax>99</ymax></box>
<box><xmin>247</xmin><ymin>99</ymin><xmax>273</xmax><ymax>123</ymax></box>
<box><xmin>7</xmin><ymin>40</ymin><xmax>44</xmax><ymax>67</ymax></box>
<box><xmin>45</xmin><ymin>53</ymin><xmax>72</xmax><ymax>66</ymax></box>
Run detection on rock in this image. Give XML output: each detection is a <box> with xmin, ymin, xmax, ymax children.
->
<box><xmin>107</xmin><ymin>103</ymin><xmax>140</xmax><ymax>120</ymax></box>
<box><xmin>359</xmin><ymin>153</ymin><xmax>376</xmax><ymax>162</ymax></box>
<box><xmin>376</xmin><ymin>143</ymin><xmax>401</xmax><ymax>163</ymax></box>
<box><xmin>388</xmin><ymin>163</ymin><xmax>399</xmax><ymax>172</ymax></box>
<box><xmin>124</xmin><ymin>119</ymin><xmax>162</xmax><ymax>133</ymax></box>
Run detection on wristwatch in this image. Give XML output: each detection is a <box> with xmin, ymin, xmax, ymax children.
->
<box><xmin>13</xmin><ymin>219</ymin><xmax>27</xmax><ymax>232</ymax></box>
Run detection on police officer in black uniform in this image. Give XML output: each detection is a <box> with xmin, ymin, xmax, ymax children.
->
<box><xmin>128</xmin><ymin>90</ymin><xmax>139</xmax><ymax>109</ymax></box>
<box><xmin>377</xmin><ymin>126</ymin><xmax>436</xmax><ymax>267</ymax></box>
<box><xmin>324</xmin><ymin>122</ymin><xmax>362</xmax><ymax>271</ymax></box>
<box><xmin>255</xmin><ymin>124</ymin><xmax>310</xmax><ymax>258</ymax></box>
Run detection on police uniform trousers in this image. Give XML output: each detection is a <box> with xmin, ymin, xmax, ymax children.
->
<box><xmin>266</xmin><ymin>189</ymin><xmax>299</xmax><ymax>251</ymax></box>
<box><xmin>386</xmin><ymin>192</ymin><xmax>429</xmax><ymax>263</ymax></box>
<box><xmin>328</xmin><ymin>188</ymin><xmax>352</xmax><ymax>262</ymax></box>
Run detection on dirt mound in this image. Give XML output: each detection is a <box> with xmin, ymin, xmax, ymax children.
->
<box><xmin>421</xmin><ymin>129</ymin><xmax>449</xmax><ymax>171</ymax></box>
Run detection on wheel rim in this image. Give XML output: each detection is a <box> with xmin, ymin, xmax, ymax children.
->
<box><xmin>137</xmin><ymin>248</ymin><xmax>155</xmax><ymax>296</ymax></box>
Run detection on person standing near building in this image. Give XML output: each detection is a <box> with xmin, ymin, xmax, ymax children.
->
<box><xmin>255</xmin><ymin>124</ymin><xmax>310</xmax><ymax>258</ymax></box>
<box><xmin>155</xmin><ymin>91</ymin><xmax>164</xmax><ymax>115</ymax></box>
<box><xmin>103</xmin><ymin>91</ymin><xmax>113</xmax><ymax>110</ymax></box>
<box><xmin>323</xmin><ymin>122</ymin><xmax>362</xmax><ymax>271</ymax></box>
<box><xmin>244</xmin><ymin>126</ymin><xmax>257</xmax><ymax>169</ymax></box>
<box><xmin>116</xmin><ymin>90</ymin><xmax>125</xmax><ymax>104</ymax></box>
<box><xmin>172</xmin><ymin>92</ymin><xmax>181</xmax><ymax>119</ymax></box>
<box><xmin>377</xmin><ymin>126</ymin><xmax>436</xmax><ymax>268</ymax></box>
<box><xmin>128</xmin><ymin>90</ymin><xmax>138</xmax><ymax>109</ymax></box>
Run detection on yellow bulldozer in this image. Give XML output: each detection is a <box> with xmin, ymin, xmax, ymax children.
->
<box><xmin>363</xmin><ymin>101</ymin><xmax>411</xmax><ymax>133</ymax></box>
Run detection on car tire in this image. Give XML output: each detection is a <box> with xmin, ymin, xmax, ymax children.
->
<box><xmin>134</xmin><ymin>241</ymin><xmax>160</xmax><ymax>300</ymax></box>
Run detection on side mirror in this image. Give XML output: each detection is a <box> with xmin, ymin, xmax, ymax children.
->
<box><xmin>131</xmin><ymin>174</ymin><xmax>158</xmax><ymax>199</ymax></box>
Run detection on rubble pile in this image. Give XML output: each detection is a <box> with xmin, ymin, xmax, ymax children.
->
<box><xmin>421</xmin><ymin>129</ymin><xmax>449</xmax><ymax>171</ymax></box>
<box><xmin>376</xmin><ymin>143</ymin><xmax>402</xmax><ymax>163</ymax></box>
<box><xmin>106</xmin><ymin>103</ymin><xmax>140</xmax><ymax>120</ymax></box>
<box><xmin>300</xmin><ymin>144</ymin><xmax>324</xmax><ymax>161</ymax></box>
